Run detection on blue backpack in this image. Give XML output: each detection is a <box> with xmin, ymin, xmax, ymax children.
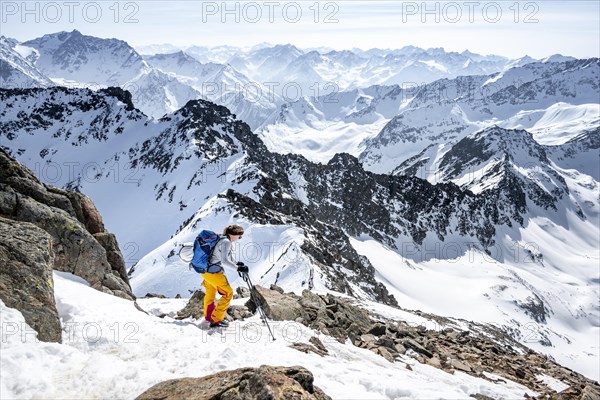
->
<box><xmin>190</xmin><ymin>230</ymin><xmax>222</xmax><ymax>273</ymax></box>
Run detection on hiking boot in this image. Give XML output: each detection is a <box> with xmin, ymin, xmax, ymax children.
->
<box><xmin>210</xmin><ymin>320</ymin><xmax>230</xmax><ymax>328</ymax></box>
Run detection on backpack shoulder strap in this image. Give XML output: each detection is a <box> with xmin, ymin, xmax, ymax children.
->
<box><xmin>208</xmin><ymin>235</ymin><xmax>223</xmax><ymax>266</ymax></box>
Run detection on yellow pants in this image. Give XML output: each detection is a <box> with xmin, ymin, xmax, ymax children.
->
<box><xmin>202</xmin><ymin>271</ymin><xmax>233</xmax><ymax>323</ymax></box>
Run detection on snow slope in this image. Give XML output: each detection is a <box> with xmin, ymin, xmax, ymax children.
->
<box><xmin>257</xmin><ymin>85</ymin><xmax>404</xmax><ymax>163</ymax></box>
<box><xmin>351</xmin><ymin>234</ymin><xmax>600</xmax><ymax>381</ymax></box>
<box><xmin>144</xmin><ymin>50</ymin><xmax>276</xmax><ymax>128</ymax></box>
<box><xmin>129</xmin><ymin>197</ymin><xmax>328</xmax><ymax>298</ymax></box>
<box><xmin>0</xmin><ymin>271</ymin><xmax>540</xmax><ymax>399</ymax></box>
<box><xmin>501</xmin><ymin>103</ymin><xmax>600</xmax><ymax>145</ymax></box>
<box><xmin>0</xmin><ymin>36</ymin><xmax>54</xmax><ymax>88</ymax></box>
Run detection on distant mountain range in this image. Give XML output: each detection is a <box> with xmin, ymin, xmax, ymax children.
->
<box><xmin>0</xmin><ymin>30</ymin><xmax>580</xmax><ymax>128</ymax></box>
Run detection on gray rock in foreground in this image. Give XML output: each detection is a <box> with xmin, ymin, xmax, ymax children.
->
<box><xmin>0</xmin><ymin>148</ymin><xmax>133</xmax><ymax>300</ymax></box>
<box><xmin>0</xmin><ymin>217</ymin><xmax>61</xmax><ymax>342</ymax></box>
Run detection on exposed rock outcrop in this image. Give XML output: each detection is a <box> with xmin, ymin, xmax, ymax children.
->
<box><xmin>244</xmin><ymin>286</ymin><xmax>600</xmax><ymax>399</ymax></box>
<box><xmin>0</xmin><ymin>217</ymin><xmax>61</xmax><ymax>342</ymax></box>
<box><xmin>0</xmin><ymin>148</ymin><xmax>133</xmax><ymax>300</ymax></box>
<box><xmin>135</xmin><ymin>365</ymin><xmax>331</xmax><ymax>400</ymax></box>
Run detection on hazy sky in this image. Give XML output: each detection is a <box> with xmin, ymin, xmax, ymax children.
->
<box><xmin>1</xmin><ymin>0</ymin><xmax>598</xmax><ymax>58</ymax></box>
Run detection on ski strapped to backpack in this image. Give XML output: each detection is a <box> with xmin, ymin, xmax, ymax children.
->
<box><xmin>189</xmin><ymin>230</ymin><xmax>222</xmax><ymax>274</ymax></box>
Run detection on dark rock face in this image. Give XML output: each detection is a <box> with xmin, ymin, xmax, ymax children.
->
<box><xmin>437</xmin><ymin>127</ymin><xmax>570</xmax><ymax>215</ymax></box>
<box><xmin>0</xmin><ymin>217</ymin><xmax>61</xmax><ymax>342</ymax></box>
<box><xmin>0</xmin><ymin>148</ymin><xmax>133</xmax><ymax>300</ymax></box>
<box><xmin>135</xmin><ymin>365</ymin><xmax>331</xmax><ymax>400</ymax></box>
<box><xmin>235</xmin><ymin>119</ymin><xmax>528</xmax><ymax>254</ymax></box>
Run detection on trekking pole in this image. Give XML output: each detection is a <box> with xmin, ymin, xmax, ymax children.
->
<box><xmin>239</xmin><ymin>271</ymin><xmax>276</xmax><ymax>341</ymax></box>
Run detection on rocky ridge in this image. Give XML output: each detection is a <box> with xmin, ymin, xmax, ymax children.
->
<box><xmin>210</xmin><ymin>285</ymin><xmax>600</xmax><ymax>399</ymax></box>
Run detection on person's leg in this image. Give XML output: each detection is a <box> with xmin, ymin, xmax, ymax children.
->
<box><xmin>202</xmin><ymin>275</ymin><xmax>217</xmax><ymax>322</ymax></box>
<box><xmin>209</xmin><ymin>273</ymin><xmax>234</xmax><ymax>323</ymax></box>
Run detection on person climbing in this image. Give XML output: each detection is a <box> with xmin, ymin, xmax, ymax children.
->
<box><xmin>202</xmin><ymin>224</ymin><xmax>248</xmax><ymax>328</ymax></box>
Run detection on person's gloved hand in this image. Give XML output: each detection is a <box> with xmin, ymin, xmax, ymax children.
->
<box><xmin>236</xmin><ymin>262</ymin><xmax>249</xmax><ymax>273</ymax></box>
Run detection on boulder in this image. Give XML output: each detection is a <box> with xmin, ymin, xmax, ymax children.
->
<box><xmin>289</xmin><ymin>342</ymin><xmax>328</xmax><ymax>357</ymax></box>
<box><xmin>135</xmin><ymin>365</ymin><xmax>331</xmax><ymax>400</ymax></box>
<box><xmin>228</xmin><ymin>305</ymin><xmax>253</xmax><ymax>320</ymax></box>
<box><xmin>234</xmin><ymin>286</ymin><xmax>250</xmax><ymax>299</ymax></box>
<box><xmin>0</xmin><ymin>217</ymin><xmax>61</xmax><ymax>342</ymax></box>
<box><xmin>403</xmin><ymin>338</ymin><xmax>434</xmax><ymax>358</ymax></box>
<box><xmin>175</xmin><ymin>290</ymin><xmax>205</xmax><ymax>320</ymax></box>
<box><xmin>451</xmin><ymin>359</ymin><xmax>473</xmax><ymax>373</ymax></box>
<box><xmin>143</xmin><ymin>293</ymin><xmax>167</xmax><ymax>299</ymax></box>
<box><xmin>250</xmin><ymin>285</ymin><xmax>306</xmax><ymax>321</ymax></box>
<box><xmin>309</xmin><ymin>336</ymin><xmax>328</xmax><ymax>355</ymax></box>
<box><xmin>369</xmin><ymin>323</ymin><xmax>387</xmax><ymax>336</ymax></box>
<box><xmin>376</xmin><ymin>347</ymin><xmax>396</xmax><ymax>363</ymax></box>
<box><xmin>580</xmin><ymin>384</ymin><xmax>600</xmax><ymax>400</ymax></box>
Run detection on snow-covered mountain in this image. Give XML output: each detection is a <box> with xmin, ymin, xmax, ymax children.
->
<box><xmin>17</xmin><ymin>32</ymin><xmax>267</xmax><ymax>122</ymax></box>
<box><xmin>185</xmin><ymin>44</ymin><xmax>243</xmax><ymax>64</ymax></box>
<box><xmin>131</xmin><ymin>41</ymin><xmax>546</xmax><ymax>127</ymax></box>
<box><xmin>228</xmin><ymin>43</ymin><xmax>305</xmax><ymax>80</ymax></box>
<box><xmin>257</xmin><ymin>84</ymin><xmax>404</xmax><ymax>163</ymax></box>
<box><xmin>359</xmin><ymin>58</ymin><xmax>600</xmax><ymax>175</ymax></box>
<box><xmin>143</xmin><ymin>50</ymin><xmax>277</xmax><ymax>128</ymax></box>
<box><xmin>144</xmin><ymin>51</ymin><xmax>214</xmax><ymax>78</ymax></box>
<box><xmin>257</xmin><ymin>59</ymin><xmax>598</xmax><ymax>170</ymax></box>
<box><xmin>0</xmin><ymin>36</ymin><xmax>54</xmax><ymax>88</ymax></box>
<box><xmin>17</xmin><ymin>31</ymin><xmax>586</xmax><ymax>129</ymax></box>
<box><xmin>22</xmin><ymin>30</ymin><xmax>149</xmax><ymax>85</ymax></box>
<box><xmin>125</xmin><ymin>68</ymin><xmax>201</xmax><ymax>118</ymax></box>
<box><xmin>220</xmin><ymin>44</ymin><xmax>516</xmax><ymax>91</ymax></box>
<box><xmin>135</xmin><ymin>43</ymin><xmax>183</xmax><ymax>55</ymax></box>
<box><xmin>2</xmin><ymin>86</ymin><xmax>598</xmax><ymax>379</ymax></box>
<box><xmin>547</xmin><ymin>128</ymin><xmax>600</xmax><ymax>180</ymax></box>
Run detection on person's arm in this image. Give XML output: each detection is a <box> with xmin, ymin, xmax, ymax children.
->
<box><xmin>217</xmin><ymin>239</ymin><xmax>237</xmax><ymax>269</ymax></box>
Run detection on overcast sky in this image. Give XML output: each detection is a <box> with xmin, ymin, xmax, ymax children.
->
<box><xmin>1</xmin><ymin>0</ymin><xmax>598</xmax><ymax>58</ymax></box>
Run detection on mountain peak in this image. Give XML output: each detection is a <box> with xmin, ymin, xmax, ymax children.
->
<box><xmin>0</xmin><ymin>35</ymin><xmax>18</xmax><ymax>48</ymax></box>
<box><xmin>542</xmin><ymin>54</ymin><xmax>577</xmax><ymax>63</ymax></box>
<box><xmin>21</xmin><ymin>30</ymin><xmax>145</xmax><ymax>86</ymax></box>
<box><xmin>426</xmin><ymin>47</ymin><xmax>446</xmax><ymax>55</ymax></box>
<box><xmin>327</xmin><ymin>152</ymin><xmax>362</xmax><ymax>168</ymax></box>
